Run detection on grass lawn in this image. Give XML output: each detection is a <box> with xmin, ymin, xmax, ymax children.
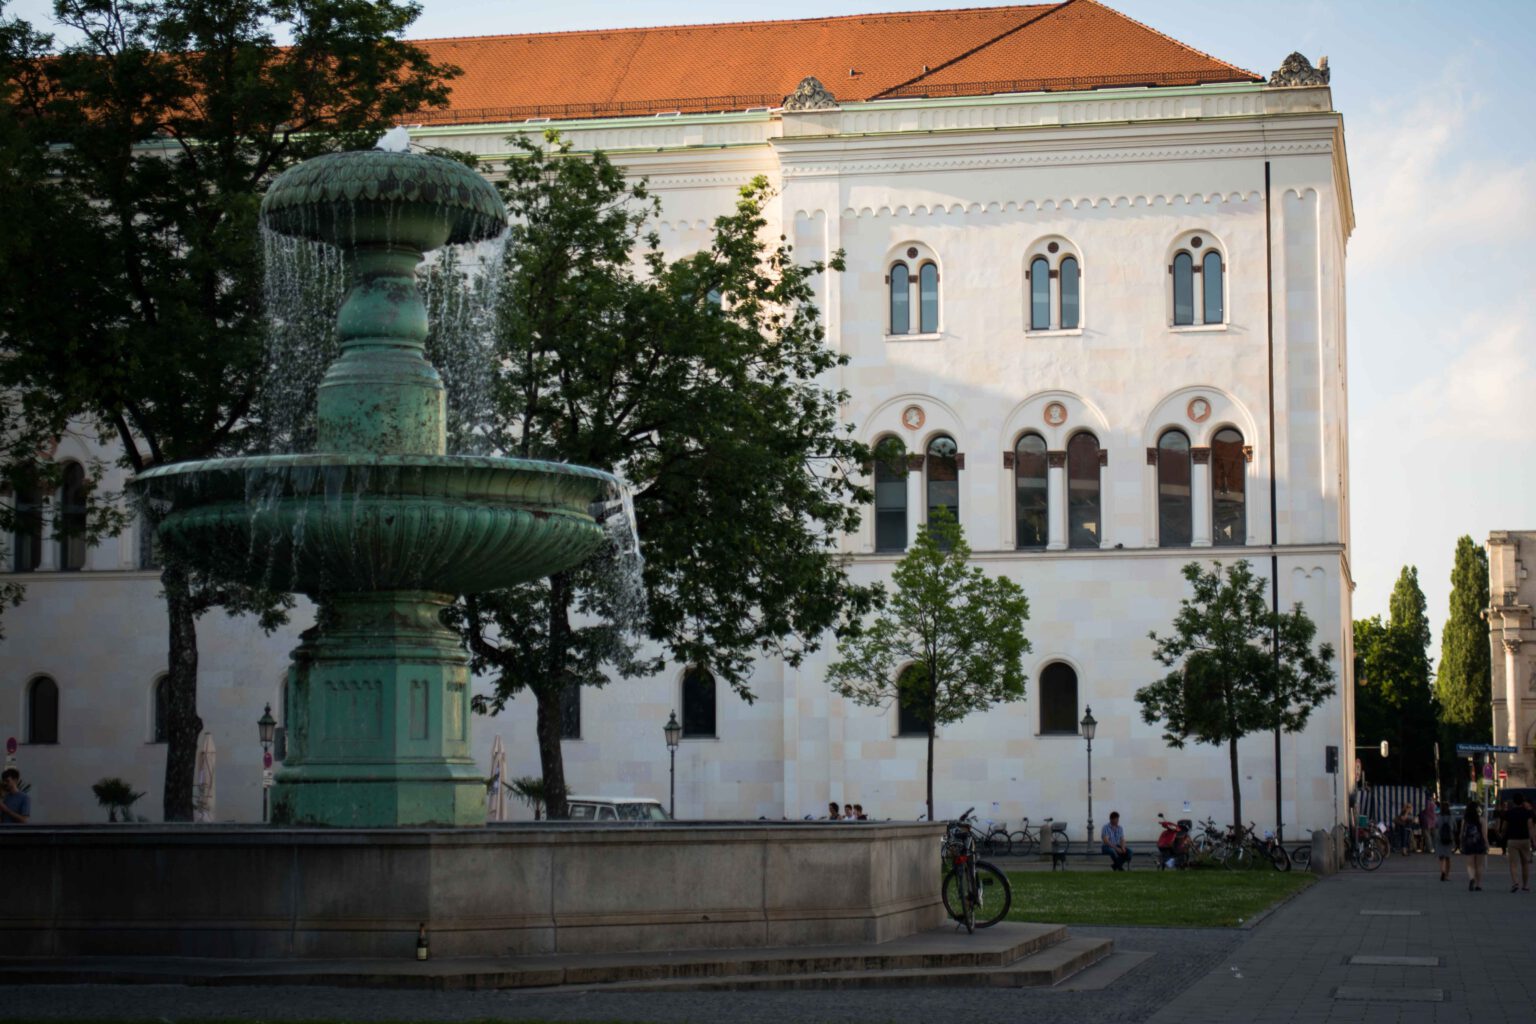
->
<box><xmin>1003</xmin><ymin>868</ymin><xmax>1314</xmax><ymax>927</ymax></box>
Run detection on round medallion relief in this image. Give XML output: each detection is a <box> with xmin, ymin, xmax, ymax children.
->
<box><xmin>1043</xmin><ymin>402</ymin><xmax>1068</xmax><ymax>427</ymax></box>
<box><xmin>1187</xmin><ymin>397</ymin><xmax>1212</xmax><ymax>423</ymax></box>
<box><xmin>901</xmin><ymin>405</ymin><xmax>926</xmax><ymax>431</ymax></box>
<box><xmin>905</xmin><ymin>247</ymin><xmax>919</xmax><ymax>260</ymax></box>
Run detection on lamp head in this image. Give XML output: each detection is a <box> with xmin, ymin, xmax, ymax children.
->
<box><xmin>1080</xmin><ymin>706</ymin><xmax>1097</xmax><ymax>741</ymax></box>
<box><xmin>258</xmin><ymin>703</ymin><xmax>277</xmax><ymax>745</ymax></box>
<box><xmin>664</xmin><ymin>710</ymin><xmax>682</xmax><ymax>750</ymax></box>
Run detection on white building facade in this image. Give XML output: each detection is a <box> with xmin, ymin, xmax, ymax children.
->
<box><xmin>1488</xmin><ymin>531</ymin><xmax>1535</xmax><ymax>786</ymax></box>
<box><xmin>1</xmin><ymin>29</ymin><xmax>1355</xmax><ymax>836</ymax></box>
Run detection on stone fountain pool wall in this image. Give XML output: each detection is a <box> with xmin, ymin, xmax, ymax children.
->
<box><xmin>3</xmin><ymin>822</ymin><xmax>943</xmax><ymax>958</ymax></box>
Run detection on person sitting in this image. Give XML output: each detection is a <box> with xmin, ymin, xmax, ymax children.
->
<box><xmin>1100</xmin><ymin>811</ymin><xmax>1133</xmax><ymax>870</ymax></box>
<box><xmin>1392</xmin><ymin>803</ymin><xmax>1416</xmax><ymax>856</ymax></box>
<box><xmin>827</xmin><ymin>801</ymin><xmax>840</xmax><ymax>820</ymax></box>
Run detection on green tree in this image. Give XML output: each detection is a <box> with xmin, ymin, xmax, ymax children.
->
<box><xmin>1137</xmin><ymin>561</ymin><xmax>1336</xmax><ymax>830</ymax></box>
<box><xmin>1436</xmin><ymin>536</ymin><xmax>1492</xmax><ymax>795</ymax></box>
<box><xmin>452</xmin><ymin>135</ymin><xmax>879</xmax><ymax>819</ymax></box>
<box><xmin>1352</xmin><ymin>567</ymin><xmax>1438</xmax><ymax>788</ymax></box>
<box><xmin>0</xmin><ymin>0</ymin><xmax>454</xmax><ymax>818</ymax></box>
<box><xmin>826</xmin><ymin>510</ymin><xmax>1031</xmax><ymax>822</ymax></box>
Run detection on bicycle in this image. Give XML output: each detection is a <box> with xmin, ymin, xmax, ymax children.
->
<box><xmin>940</xmin><ymin>807</ymin><xmax>1012</xmax><ymax>933</ymax></box>
<box><xmin>977</xmin><ymin>819</ymin><xmax>1013</xmax><ymax>858</ymax></box>
<box><xmin>1347</xmin><ymin>826</ymin><xmax>1384</xmax><ymax>871</ymax></box>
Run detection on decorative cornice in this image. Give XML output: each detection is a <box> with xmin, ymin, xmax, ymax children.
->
<box><xmin>1047</xmin><ymin>451</ymin><xmax>1067</xmax><ymax>469</ymax></box>
<box><xmin>1191</xmin><ymin>447</ymin><xmax>1211</xmax><ymax>465</ymax></box>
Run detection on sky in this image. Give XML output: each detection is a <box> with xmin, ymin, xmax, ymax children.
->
<box><xmin>11</xmin><ymin>0</ymin><xmax>1536</xmax><ymax>650</ymax></box>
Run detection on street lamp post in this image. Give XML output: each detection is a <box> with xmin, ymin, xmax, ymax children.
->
<box><xmin>257</xmin><ymin>703</ymin><xmax>277</xmax><ymax>823</ymax></box>
<box><xmin>1081</xmin><ymin>706</ymin><xmax>1097</xmax><ymax>847</ymax></box>
<box><xmin>664</xmin><ymin>710</ymin><xmax>682</xmax><ymax>820</ymax></box>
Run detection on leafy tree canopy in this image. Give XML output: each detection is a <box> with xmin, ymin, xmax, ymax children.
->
<box><xmin>1436</xmin><ymin>536</ymin><xmax>1491</xmax><ymax>729</ymax></box>
<box><xmin>827</xmin><ymin>509</ymin><xmax>1030</xmax><ymax>821</ymax></box>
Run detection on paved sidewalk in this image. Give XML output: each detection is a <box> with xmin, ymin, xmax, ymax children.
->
<box><xmin>1148</xmin><ymin>852</ymin><xmax>1536</xmax><ymax>1024</ymax></box>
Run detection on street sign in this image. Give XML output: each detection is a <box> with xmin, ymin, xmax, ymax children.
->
<box><xmin>4</xmin><ymin>737</ymin><xmax>14</xmax><ymax>756</ymax></box>
<box><xmin>1499</xmin><ymin>770</ymin><xmax>1508</xmax><ymax>780</ymax></box>
<box><xmin>263</xmin><ymin>750</ymin><xmax>273</xmax><ymax>770</ymax></box>
<box><xmin>1456</xmin><ymin>743</ymin><xmax>1518</xmax><ymax>754</ymax></box>
<box><xmin>1483</xmin><ymin>763</ymin><xmax>1495</xmax><ymax>780</ymax></box>
<box><xmin>262</xmin><ymin>769</ymin><xmax>274</xmax><ymax>789</ymax></box>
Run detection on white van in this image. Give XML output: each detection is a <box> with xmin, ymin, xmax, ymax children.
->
<box><xmin>564</xmin><ymin>796</ymin><xmax>671</xmax><ymax>822</ymax></box>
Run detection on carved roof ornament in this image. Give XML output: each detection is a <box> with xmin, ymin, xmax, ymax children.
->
<box><xmin>1269</xmin><ymin>52</ymin><xmax>1330</xmax><ymax>87</ymax></box>
<box><xmin>783</xmin><ymin>76</ymin><xmax>839</xmax><ymax>111</ymax></box>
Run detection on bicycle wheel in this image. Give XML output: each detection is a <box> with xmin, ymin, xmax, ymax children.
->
<box><xmin>963</xmin><ymin>863</ymin><xmax>977</xmax><ymax>933</ymax></box>
<box><xmin>1359</xmin><ymin>844</ymin><xmax>1383</xmax><ymax>871</ymax></box>
<box><xmin>1290</xmin><ymin>844</ymin><xmax>1311</xmax><ymax>869</ymax></box>
<box><xmin>1011</xmin><ymin>830</ymin><xmax>1036</xmax><ymax>857</ymax></box>
<box><xmin>1268</xmin><ymin>844</ymin><xmax>1291</xmax><ymax>872</ymax></box>
<box><xmin>941</xmin><ymin>867</ymin><xmax>974</xmax><ymax>927</ymax></box>
<box><xmin>980</xmin><ymin>829</ymin><xmax>1011</xmax><ymax>859</ymax></box>
<box><xmin>972</xmin><ymin>861</ymin><xmax>1012</xmax><ymax>928</ymax></box>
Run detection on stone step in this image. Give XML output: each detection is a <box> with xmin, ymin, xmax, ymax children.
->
<box><xmin>569</xmin><ymin>936</ymin><xmax>1115</xmax><ymax>992</ymax></box>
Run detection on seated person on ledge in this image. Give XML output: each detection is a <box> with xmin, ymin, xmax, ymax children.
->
<box><xmin>1101</xmin><ymin>811</ymin><xmax>1132</xmax><ymax>870</ymax></box>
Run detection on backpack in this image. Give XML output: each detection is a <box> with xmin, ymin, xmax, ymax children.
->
<box><xmin>1460</xmin><ymin>817</ymin><xmax>1485</xmax><ymax>851</ymax></box>
<box><xmin>1438</xmin><ymin>818</ymin><xmax>1453</xmax><ymax>846</ymax></box>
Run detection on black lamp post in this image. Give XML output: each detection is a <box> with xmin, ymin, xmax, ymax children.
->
<box><xmin>257</xmin><ymin>703</ymin><xmax>276</xmax><ymax>823</ymax></box>
<box><xmin>1080</xmin><ymin>706</ymin><xmax>1097</xmax><ymax>847</ymax></box>
<box><xmin>664</xmin><ymin>710</ymin><xmax>682</xmax><ymax>820</ymax></box>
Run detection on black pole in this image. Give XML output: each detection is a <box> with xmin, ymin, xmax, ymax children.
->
<box><xmin>669</xmin><ymin>747</ymin><xmax>676</xmax><ymax>819</ymax></box>
<box><xmin>1086</xmin><ymin>735</ymin><xmax>1094</xmax><ymax>847</ymax></box>
<box><xmin>1264</xmin><ymin>158</ymin><xmax>1284</xmax><ymax>843</ymax></box>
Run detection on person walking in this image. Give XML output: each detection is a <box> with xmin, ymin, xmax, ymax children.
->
<box><xmin>0</xmin><ymin>768</ymin><xmax>30</xmax><ymax>825</ymax></box>
<box><xmin>1436</xmin><ymin>801</ymin><xmax>1454</xmax><ymax>882</ymax></box>
<box><xmin>1420</xmin><ymin>799</ymin><xmax>1438</xmax><ymax>857</ymax></box>
<box><xmin>1456</xmin><ymin>801</ymin><xmax>1489</xmax><ymax>891</ymax></box>
<box><xmin>1502</xmin><ymin>792</ymin><xmax>1533</xmax><ymax>893</ymax></box>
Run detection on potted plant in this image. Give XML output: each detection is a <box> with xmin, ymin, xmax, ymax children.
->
<box><xmin>91</xmin><ymin>777</ymin><xmax>145</xmax><ymax>822</ymax></box>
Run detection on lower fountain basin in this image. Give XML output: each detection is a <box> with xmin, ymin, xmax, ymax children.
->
<box><xmin>132</xmin><ymin>454</ymin><xmax>619</xmax><ymax>595</ymax></box>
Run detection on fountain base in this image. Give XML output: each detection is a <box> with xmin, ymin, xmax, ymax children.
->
<box><xmin>272</xmin><ymin>591</ymin><xmax>487</xmax><ymax>828</ymax></box>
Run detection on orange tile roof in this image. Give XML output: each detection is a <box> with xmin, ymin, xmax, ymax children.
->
<box><xmin>411</xmin><ymin>0</ymin><xmax>1260</xmax><ymax>126</ymax></box>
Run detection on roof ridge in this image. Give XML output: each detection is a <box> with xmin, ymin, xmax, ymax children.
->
<box><xmin>868</xmin><ymin>0</ymin><xmax>1067</xmax><ymax>101</ymax></box>
<box><xmin>1067</xmin><ymin>0</ymin><xmax>1259</xmax><ymax>81</ymax></box>
<box><xmin>410</xmin><ymin>4</ymin><xmax>1054</xmax><ymax>46</ymax></box>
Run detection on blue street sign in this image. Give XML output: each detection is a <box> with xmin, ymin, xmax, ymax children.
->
<box><xmin>1456</xmin><ymin>743</ymin><xmax>1518</xmax><ymax>754</ymax></box>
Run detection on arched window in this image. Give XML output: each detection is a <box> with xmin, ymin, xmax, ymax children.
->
<box><xmin>918</xmin><ymin>262</ymin><xmax>939</xmax><ymax>333</ymax></box>
<box><xmin>58</xmin><ymin>462</ymin><xmax>87</xmax><ymax>571</ymax></box>
<box><xmin>1202</xmin><ymin>250</ymin><xmax>1224</xmax><ymax>324</ymax></box>
<box><xmin>681</xmin><ymin>665</ymin><xmax>716</xmax><ymax>738</ymax></box>
<box><xmin>1211</xmin><ymin>428</ymin><xmax>1246</xmax><ymax>545</ymax></box>
<box><xmin>1029</xmin><ymin>256</ymin><xmax>1050</xmax><ymax>330</ymax></box>
<box><xmin>896</xmin><ymin>665</ymin><xmax>930</xmax><ymax>737</ymax></box>
<box><xmin>889</xmin><ymin>263</ymin><xmax>910</xmax><ymax>335</ymax></box>
<box><xmin>1158</xmin><ymin>429</ymin><xmax>1193</xmax><ymax>547</ymax></box>
<box><xmin>152</xmin><ymin>675</ymin><xmax>169</xmax><ymax>743</ymax></box>
<box><xmin>1066</xmin><ymin>432</ymin><xmax>1101</xmax><ymax>549</ymax></box>
<box><xmin>11</xmin><ymin>480</ymin><xmax>42</xmax><ymax>573</ymax></box>
<box><xmin>1172</xmin><ymin>252</ymin><xmax>1195</xmax><ymax>326</ymax></box>
<box><xmin>1059</xmin><ymin>256</ymin><xmax>1080</xmax><ymax>330</ymax></box>
<box><xmin>925</xmin><ymin>435</ymin><xmax>959</xmax><ymax>529</ymax></box>
<box><xmin>1014</xmin><ymin>433</ymin><xmax>1048</xmax><ymax>550</ymax></box>
<box><xmin>27</xmin><ymin>676</ymin><xmax>59</xmax><ymax>744</ymax></box>
<box><xmin>560</xmin><ymin>684</ymin><xmax>581</xmax><ymax>740</ymax></box>
<box><xmin>874</xmin><ymin>439</ymin><xmax>908</xmax><ymax>553</ymax></box>
<box><xmin>1039</xmin><ymin>663</ymin><xmax>1079</xmax><ymax>735</ymax></box>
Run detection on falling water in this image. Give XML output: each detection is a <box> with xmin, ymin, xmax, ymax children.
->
<box><xmin>423</xmin><ymin>234</ymin><xmax>509</xmax><ymax>455</ymax></box>
<box><xmin>257</xmin><ymin>227</ymin><xmax>345</xmax><ymax>453</ymax></box>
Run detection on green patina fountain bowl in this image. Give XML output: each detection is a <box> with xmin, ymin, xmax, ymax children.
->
<box><xmin>260</xmin><ymin>150</ymin><xmax>506</xmax><ymax>250</ymax></box>
<box><xmin>134</xmin><ymin>454</ymin><xmax>618</xmax><ymax>595</ymax></box>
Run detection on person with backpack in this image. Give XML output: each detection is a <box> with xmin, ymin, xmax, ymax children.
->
<box><xmin>1456</xmin><ymin>801</ymin><xmax>1489</xmax><ymax>891</ymax></box>
<box><xmin>1436</xmin><ymin>801</ymin><xmax>1454</xmax><ymax>882</ymax></box>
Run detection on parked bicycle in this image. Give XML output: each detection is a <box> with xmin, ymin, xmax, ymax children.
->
<box><xmin>1347</xmin><ymin>825</ymin><xmax>1384</xmax><ymax>871</ymax></box>
<box><xmin>940</xmin><ymin>807</ymin><xmax>1012</xmax><ymax>933</ymax></box>
<box><xmin>1007</xmin><ymin>816</ymin><xmax>1059</xmax><ymax>857</ymax></box>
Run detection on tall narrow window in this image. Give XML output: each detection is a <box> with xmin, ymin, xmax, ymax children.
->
<box><xmin>874</xmin><ymin>441</ymin><xmax>908</xmax><ymax>553</ymax></box>
<box><xmin>1172</xmin><ymin>252</ymin><xmax>1194</xmax><ymax>326</ymax></box>
<box><xmin>138</xmin><ymin>513</ymin><xmax>162</xmax><ymax>570</ymax></box>
<box><xmin>889</xmin><ymin>263</ymin><xmax>910</xmax><ymax>335</ymax></box>
<box><xmin>27</xmin><ymin>676</ymin><xmax>59</xmax><ymax>744</ymax></box>
<box><xmin>559</xmin><ymin>684</ymin><xmax>582</xmax><ymax>739</ymax></box>
<box><xmin>681</xmin><ymin>666</ymin><xmax>716</xmax><ymax>738</ymax></box>
<box><xmin>918</xmin><ymin>262</ymin><xmax>939</xmax><ymax>333</ymax></box>
<box><xmin>1211</xmin><ymin>428</ymin><xmax>1247</xmax><ymax>545</ymax></box>
<box><xmin>1157</xmin><ymin>429</ymin><xmax>1193</xmax><ymax>547</ymax></box>
<box><xmin>926</xmin><ymin>435</ymin><xmax>959</xmax><ymax>529</ymax></box>
<box><xmin>11</xmin><ymin>481</ymin><xmax>42</xmax><ymax>572</ymax></box>
<box><xmin>1014</xmin><ymin>433</ymin><xmax>1048</xmax><ymax>549</ymax></box>
<box><xmin>1202</xmin><ymin>251</ymin><xmax>1224</xmax><ymax>324</ymax></box>
<box><xmin>1059</xmin><ymin>256</ymin><xmax>1080</xmax><ymax>329</ymax></box>
<box><xmin>152</xmin><ymin>675</ymin><xmax>169</xmax><ymax>743</ymax></box>
<box><xmin>896</xmin><ymin>665</ymin><xmax>930</xmax><ymax>737</ymax></box>
<box><xmin>1039</xmin><ymin>663</ymin><xmax>1079</xmax><ymax>735</ymax></box>
<box><xmin>58</xmin><ymin>462</ymin><xmax>87</xmax><ymax>571</ymax></box>
<box><xmin>1066</xmin><ymin>432</ymin><xmax>1101</xmax><ymax>549</ymax></box>
<box><xmin>1029</xmin><ymin>256</ymin><xmax>1050</xmax><ymax>330</ymax></box>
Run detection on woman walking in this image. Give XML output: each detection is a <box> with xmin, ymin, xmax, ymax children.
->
<box><xmin>1436</xmin><ymin>801</ymin><xmax>1454</xmax><ymax>882</ymax></box>
<box><xmin>1456</xmin><ymin>801</ymin><xmax>1489</xmax><ymax>891</ymax></box>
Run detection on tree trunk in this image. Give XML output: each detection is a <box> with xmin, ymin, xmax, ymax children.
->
<box><xmin>161</xmin><ymin>561</ymin><xmax>203</xmax><ymax>822</ymax></box>
<box><xmin>536</xmin><ymin>572</ymin><xmax>574</xmax><ymax>820</ymax></box>
<box><xmin>925</xmin><ymin>724</ymin><xmax>936</xmax><ymax>822</ymax></box>
<box><xmin>1228</xmin><ymin>734</ymin><xmax>1243</xmax><ymax>832</ymax></box>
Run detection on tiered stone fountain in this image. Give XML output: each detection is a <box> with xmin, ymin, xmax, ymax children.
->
<box><xmin>133</xmin><ymin>147</ymin><xmax>618</xmax><ymax>827</ymax></box>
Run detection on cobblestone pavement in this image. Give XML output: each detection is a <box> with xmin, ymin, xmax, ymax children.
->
<box><xmin>0</xmin><ymin>925</ymin><xmax>1238</xmax><ymax>1023</ymax></box>
<box><xmin>1148</xmin><ymin>852</ymin><xmax>1536</xmax><ymax>1024</ymax></box>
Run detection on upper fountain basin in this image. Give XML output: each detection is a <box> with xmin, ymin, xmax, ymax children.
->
<box><xmin>261</xmin><ymin>151</ymin><xmax>505</xmax><ymax>251</ymax></box>
<box><xmin>132</xmin><ymin>454</ymin><xmax>618</xmax><ymax>596</ymax></box>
